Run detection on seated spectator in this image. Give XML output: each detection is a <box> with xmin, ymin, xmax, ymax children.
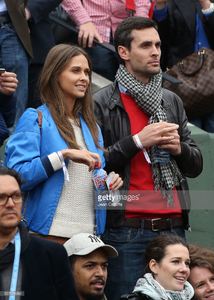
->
<box><xmin>0</xmin><ymin>166</ymin><xmax>77</xmax><ymax>300</ymax></box>
<box><xmin>189</xmin><ymin>244</ymin><xmax>214</xmax><ymax>300</ymax></box>
<box><xmin>121</xmin><ymin>234</ymin><xmax>194</xmax><ymax>300</ymax></box>
<box><xmin>61</xmin><ymin>0</ymin><xmax>151</xmax><ymax>81</ymax></box>
<box><xmin>0</xmin><ymin>71</ymin><xmax>18</xmax><ymax>146</ymax></box>
<box><xmin>5</xmin><ymin>44</ymin><xmax>123</xmax><ymax>242</ymax></box>
<box><xmin>63</xmin><ymin>232</ymin><xmax>118</xmax><ymax>300</ymax></box>
<box><xmin>153</xmin><ymin>0</ymin><xmax>214</xmax><ymax>132</ymax></box>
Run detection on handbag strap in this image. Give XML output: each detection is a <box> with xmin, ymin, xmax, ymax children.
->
<box><xmin>178</xmin><ymin>48</ymin><xmax>206</xmax><ymax>76</ymax></box>
<box><xmin>37</xmin><ymin>110</ymin><xmax>42</xmax><ymax>129</ymax></box>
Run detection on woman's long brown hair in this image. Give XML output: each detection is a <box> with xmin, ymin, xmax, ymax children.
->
<box><xmin>39</xmin><ymin>44</ymin><xmax>99</xmax><ymax>149</ymax></box>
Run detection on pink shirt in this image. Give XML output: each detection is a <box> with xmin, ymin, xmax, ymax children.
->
<box><xmin>62</xmin><ymin>0</ymin><xmax>150</xmax><ymax>42</ymax></box>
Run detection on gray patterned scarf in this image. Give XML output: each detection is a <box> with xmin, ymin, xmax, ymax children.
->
<box><xmin>115</xmin><ymin>65</ymin><xmax>183</xmax><ymax>206</ymax></box>
<box><xmin>134</xmin><ymin>273</ymin><xmax>194</xmax><ymax>300</ymax></box>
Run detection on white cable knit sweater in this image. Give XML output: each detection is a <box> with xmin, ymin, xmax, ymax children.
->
<box><xmin>49</xmin><ymin>122</ymin><xmax>94</xmax><ymax>238</ymax></box>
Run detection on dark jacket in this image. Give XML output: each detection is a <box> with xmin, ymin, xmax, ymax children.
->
<box><xmin>27</xmin><ymin>0</ymin><xmax>62</xmax><ymax>64</ymax></box>
<box><xmin>94</xmin><ymin>82</ymin><xmax>203</xmax><ymax>229</ymax></box>
<box><xmin>21</xmin><ymin>236</ymin><xmax>78</xmax><ymax>300</ymax></box>
<box><xmin>5</xmin><ymin>0</ymin><xmax>33</xmax><ymax>57</ymax></box>
<box><xmin>153</xmin><ymin>0</ymin><xmax>214</xmax><ymax>70</ymax></box>
<box><xmin>0</xmin><ymin>93</ymin><xmax>16</xmax><ymax>146</ymax></box>
<box><xmin>121</xmin><ymin>293</ymin><xmax>151</xmax><ymax>300</ymax></box>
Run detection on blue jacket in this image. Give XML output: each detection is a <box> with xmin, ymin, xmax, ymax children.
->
<box><xmin>5</xmin><ymin>105</ymin><xmax>106</xmax><ymax>235</ymax></box>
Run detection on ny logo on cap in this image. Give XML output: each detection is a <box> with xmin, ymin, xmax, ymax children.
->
<box><xmin>88</xmin><ymin>235</ymin><xmax>101</xmax><ymax>243</ymax></box>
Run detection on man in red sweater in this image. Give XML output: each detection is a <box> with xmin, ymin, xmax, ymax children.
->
<box><xmin>94</xmin><ymin>16</ymin><xmax>203</xmax><ymax>300</ymax></box>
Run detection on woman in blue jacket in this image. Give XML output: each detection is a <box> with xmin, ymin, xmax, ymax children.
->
<box><xmin>5</xmin><ymin>44</ymin><xmax>123</xmax><ymax>242</ymax></box>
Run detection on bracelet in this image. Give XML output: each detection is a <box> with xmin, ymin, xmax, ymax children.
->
<box><xmin>133</xmin><ymin>134</ymin><xmax>144</xmax><ymax>150</ymax></box>
<box><xmin>133</xmin><ymin>134</ymin><xmax>151</xmax><ymax>164</ymax></box>
<box><xmin>57</xmin><ymin>151</ymin><xmax>70</xmax><ymax>182</ymax></box>
<box><xmin>202</xmin><ymin>2</ymin><xmax>214</xmax><ymax>14</ymax></box>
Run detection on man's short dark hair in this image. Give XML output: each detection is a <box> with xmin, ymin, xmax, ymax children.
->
<box><xmin>114</xmin><ymin>16</ymin><xmax>158</xmax><ymax>62</ymax></box>
<box><xmin>0</xmin><ymin>166</ymin><xmax>22</xmax><ymax>188</ymax></box>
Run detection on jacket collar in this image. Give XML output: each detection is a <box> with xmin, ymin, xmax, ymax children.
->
<box><xmin>108</xmin><ymin>81</ymin><xmax>125</xmax><ymax>110</ymax></box>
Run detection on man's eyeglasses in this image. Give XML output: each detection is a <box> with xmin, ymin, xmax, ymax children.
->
<box><xmin>0</xmin><ymin>192</ymin><xmax>23</xmax><ymax>206</ymax></box>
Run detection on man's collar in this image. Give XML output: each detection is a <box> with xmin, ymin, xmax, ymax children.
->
<box><xmin>118</xmin><ymin>83</ymin><xmax>128</xmax><ymax>94</ymax></box>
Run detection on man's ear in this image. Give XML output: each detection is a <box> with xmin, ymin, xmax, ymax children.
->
<box><xmin>117</xmin><ymin>46</ymin><xmax>130</xmax><ymax>62</ymax></box>
<box><xmin>149</xmin><ymin>259</ymin><xmax>158</xmax><ymax>275</ymax></box>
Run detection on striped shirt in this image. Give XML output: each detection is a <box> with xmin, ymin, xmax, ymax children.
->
<box><xmin>62</xmin><ymin>0</ymin><xmax>150</xmax><ymax>42</ymax></box>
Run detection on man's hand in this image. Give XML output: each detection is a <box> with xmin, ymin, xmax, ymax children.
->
<box><xmin>198</xmin><ymin>0</ymin><xmax>212</xmax><ymax>9</ymax></box>
<box><xmin>0</xmin><ymin>71</ymin><xmax>18</xmax><ymax>95</ymax></box>
<box><xmin>137</xmin><ymin>121</ymin><xmax>179</xmax><ymax>149</ymax></box>
<box><xmin>158</xmin><ymin>128</ymin><xmax>181</xmax><ymax>155</ymax></box>
<box><xmin>78</xmin><ymin>22</ymin><xmax>103</xmax><ymax>48</ymax></box>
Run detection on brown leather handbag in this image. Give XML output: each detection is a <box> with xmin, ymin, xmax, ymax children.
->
<box><xmin>163</xmin><ymin>48</ymin><xmax>214</xmax><ymax>118</ymax></box>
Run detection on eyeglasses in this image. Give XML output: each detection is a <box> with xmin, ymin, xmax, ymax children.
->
<box><xmin>0</xmin><ymin>192</ymin><xmax>23</xmax><ymax>206</ymax></box>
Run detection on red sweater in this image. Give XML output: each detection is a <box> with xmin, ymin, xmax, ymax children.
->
<box><xmin>120</xmin><ymin>92</ymin><xmax>182</xmax><ymax>218</ymax></box>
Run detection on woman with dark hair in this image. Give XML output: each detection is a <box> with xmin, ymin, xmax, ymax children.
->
<box><xmin>5</xmin><ymin>44</ymin><xmax>123</xmax><ymax>242</ymax></box>
<box><xmin>121</xmin><ymin>234</ymin><xmax>194</xmax><ymax>300</ymax></box>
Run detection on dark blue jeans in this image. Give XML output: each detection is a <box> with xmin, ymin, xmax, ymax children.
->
<box><xmin>102</xmin><ymin>224</ymin><xmax>185</xmax><ymax>300</ymax></box>
<box><xmin>0</xmin><ymin>23</ymin><xmax>29</xmax><ymax>124</ymax></box>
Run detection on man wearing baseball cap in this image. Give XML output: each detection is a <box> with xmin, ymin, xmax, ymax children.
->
<box><xmin>64</xmin><ymin>233</ymin><xmax>118</xmax><ymax>300</ymax></box>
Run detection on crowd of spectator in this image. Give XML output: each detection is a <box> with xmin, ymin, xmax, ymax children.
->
<box><xmin>0</xmin><ymin>0</ymin><xmax>214</xmax><ymax>299</ymax></box>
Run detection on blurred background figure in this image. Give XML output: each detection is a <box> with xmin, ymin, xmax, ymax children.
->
<box><xmin>0</xmin><ymin>70</ymin><xmax>18</xmax><ymax>146</ymax></box>
<box><xmin>26</xmin><ymin>0</ymin><xmax>63</xmax><ymax>109</ymax></box>
<box><xmin>61</xmin><ymin>0</ymin><xmax>151</xmax><ymax>81</ymax></box>
<box><xmin>0</xmin><ymin>0</ymin><xmax>32</xmax><ymax>123</ymax></box>
<box><xmin>153</xmin><ymin>0</ymin><xmax>214</xmax><ymax>132</ymax></box>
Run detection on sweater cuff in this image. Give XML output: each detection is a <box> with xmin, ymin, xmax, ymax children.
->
<box><xmin>48</xmin><ymin>152</ymin><xmax>63</xmax><ymax>171</ymax></box>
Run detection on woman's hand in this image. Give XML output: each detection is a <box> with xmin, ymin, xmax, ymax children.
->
<box><xmin>107</xmin><ymin>171</ymin><xmax>123</xmax><ymax>191</ymax></box>
<box><xmin>61</xmin><ymin>149</ymin><xmax>101</xmax><ymax>171</ymax></box>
